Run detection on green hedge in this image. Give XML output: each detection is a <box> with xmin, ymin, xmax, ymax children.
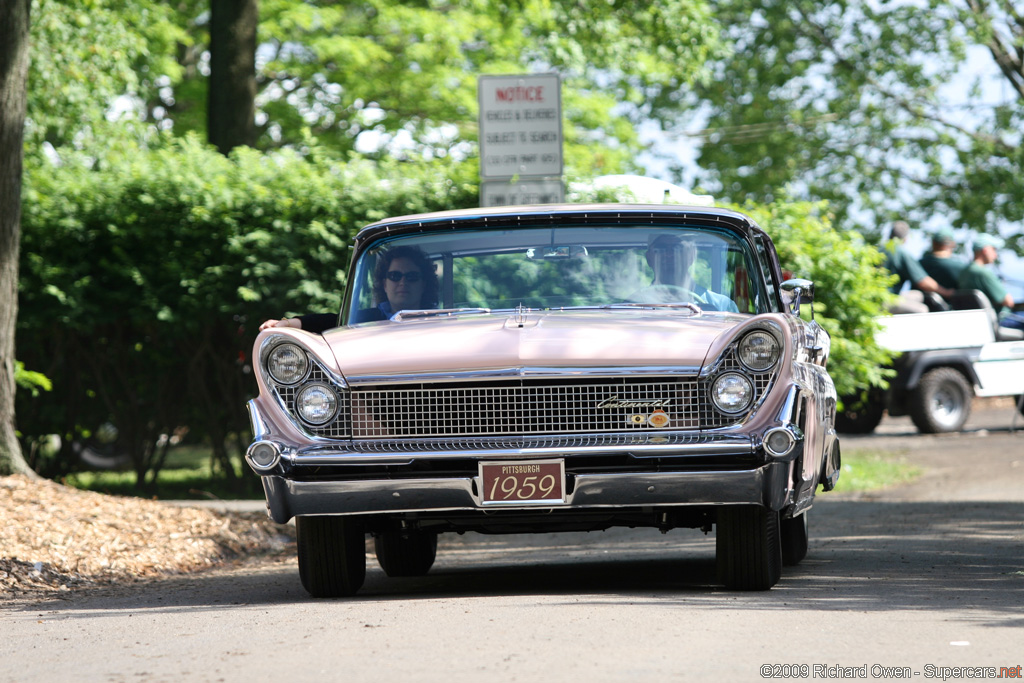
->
<box><xmin>17</xmin><ymin>137</ymin><xmax>476</xmax><ymax>486</ymax></box>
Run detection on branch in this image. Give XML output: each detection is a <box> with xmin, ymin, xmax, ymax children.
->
<box><xmin>965</xmin><ymin>0</ymin><xmax>1024</xmax><ymax>100</ymax></box>
<box><xmin>793</xmin><ymin>5</ymin><xmax>1016</xmax><ymax>154</ymax></box>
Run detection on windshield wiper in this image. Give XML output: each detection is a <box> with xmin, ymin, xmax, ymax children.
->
<box><xmin>391</xmin><ymin>307</ymin><xmax>492</xmax><ymax>321</ymax></box>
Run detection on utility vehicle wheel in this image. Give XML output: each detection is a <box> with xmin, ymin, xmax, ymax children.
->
<box><xmin>909</xmin><ymin>367</ymin><xmax>972</xmax><ymax>433</ymax></box>
<box><xmin>716</xmin><ymin>506</ymin><xmax>782</xmax><ymax>590</ymax></box>
<box><xmin>780</xmin><ymin>512</ymin><xmax>809</xmax><ymax>566</ymax></box>
<box><xmin>296</xmin><ymin>516</ymin><xmax>366</xmax><ymax>598</ymax></box>
<box><xmin>374</xmin><ymin>530</ymin><xmax>438</xmax><ymax>577</ymax></box>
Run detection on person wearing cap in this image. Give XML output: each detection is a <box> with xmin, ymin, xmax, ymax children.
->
<box><xmin>957</xmin><ymin>233</ymin><xmax>1024</xmax><ymax>331</ymax></box>
<box><xmin>919</xmin><ymin>227</ymin><xmax>966</xmax><ymax>290</ymax></box>
<box><xmin>882</xmin><ymin>220</ymin><xmax>954</xmax><ymax>314</ymax></box>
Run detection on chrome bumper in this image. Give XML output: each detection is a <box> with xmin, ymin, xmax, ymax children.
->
<box><xmin>258</xmin><ymin>462</ymin><xmax>791</xmax><ymax>524</ymax></box>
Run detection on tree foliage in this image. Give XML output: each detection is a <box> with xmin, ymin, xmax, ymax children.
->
<box><xmin>689</xmin><ymin>0</ymin><xmax>1024</xmax><ymax>247</ymax></box>
<box><xmin>27</xmin><ymin>0</ymin><xmax>186</xmax><ymax>150</ymax></box>
<box><xmin>64</xmin><ymin>0</ymin><xmax>724</xmax><ymax>177</ymax></box>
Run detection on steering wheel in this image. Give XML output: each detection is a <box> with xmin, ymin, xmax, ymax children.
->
<box><xmin>630</xmin><ymin>284</ymin><xmax>707</xmax><ymax>305</ymax></box>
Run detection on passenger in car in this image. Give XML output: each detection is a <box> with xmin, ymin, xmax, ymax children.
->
<box><xmin>631</xmin><ymin>234</ymin><xmax>739</xmax><ymax>312</ymax></box>
<box><xmin>919</xmin><ymin>227</ymin><xmax>966</xmax><ymax>291</ymax></box>
<box><xmin>259</xmin><ymin>245</ymin><xmax>439</xmax><ymax>333</ymax></box>
<box><xmin>958</xmin><ymin>234</ymin><xmax>1024</xmax><ymax>332</ymax></box>
<box><xmin>881</xmin><ymin>220</ymin><xmax>954</xmax><ymax>314</ymax></box>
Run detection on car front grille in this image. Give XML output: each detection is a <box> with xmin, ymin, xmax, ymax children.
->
<box><xmin>350</xmin><ymin>370</ymin><xmax>774</xmax><ymax>438</ymax></box>
<box><xmin>274</xmin><ymin>358</ymin><xmax>776</xmax><ymax>440</ymax></box>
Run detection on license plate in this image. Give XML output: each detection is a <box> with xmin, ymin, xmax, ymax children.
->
<box><xmin>479</xmin><ymin>460</ymin><xmax>566</xmax><ymax>506</ymax></box>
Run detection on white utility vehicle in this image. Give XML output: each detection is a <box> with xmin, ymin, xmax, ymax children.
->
<box><xmin>839</xmin><ymin>291</ymin><xmax>1024</xmax><ymax>434</ymax></box>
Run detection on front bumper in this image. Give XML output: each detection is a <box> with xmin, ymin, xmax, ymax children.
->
<box><xmin>257</xmin><ymin>461</ymin><xmax>791</xmax><ymax>524</ymax></box>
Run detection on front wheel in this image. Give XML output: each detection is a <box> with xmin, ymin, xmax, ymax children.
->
<box><xmin>716</xmin><ymin>506</ymin><xmax>782</xmax><ymax>590</ymax></box>
<box><xmin>909</xmin><ymin>367</ymin><xmax>972</xmax><ymax>433</ymax></box>
<box><xmin>296</xmin><ymin>516</ymin><xmax>367</xmax><ymax>598</ymax></box>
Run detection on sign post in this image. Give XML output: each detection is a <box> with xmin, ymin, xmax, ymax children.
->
<box><xmin>478</xmin><ymin>74</ymin><xmax>563</xmax><ymax>206</ymax></box>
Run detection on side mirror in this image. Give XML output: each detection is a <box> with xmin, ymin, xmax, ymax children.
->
<box><xmin>781</xmin><ymin>278</ymin><xmax>815</xmax><ymax>319</ymax></box>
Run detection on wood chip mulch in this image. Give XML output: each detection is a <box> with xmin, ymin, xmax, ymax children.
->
<box><xmin>0</xmin><ymin>474</ymin><xmax>295</xmax><ymax>599</ymax></box>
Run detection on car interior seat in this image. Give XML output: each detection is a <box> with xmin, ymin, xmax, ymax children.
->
<box><xmin>922</xmin><ymin>291</ymin><xmax>951</xmax><ymax>312</ymax></box>
<box><xmin>947</xmin><ymin>289</ymin><xmax>1024</xmax><ymax>342</ymax></box>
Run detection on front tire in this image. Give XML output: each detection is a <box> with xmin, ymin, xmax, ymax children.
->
<box><xmin>909</xmin><ymin>367</ymin><xmax>972</xmax><ymax>433</ymax></box>
<box><xmin>374</xmin><ymin>530</ymin><xmax>438</xmax><ymax>577</ymax></box>
<box><xmin>296</xmin><ymin>516</ymin><xmax>367</xmax><ymax>598</ymax></box>
<box><xmin>716</xmin><ymin>506</ymin><xmax>782</xmax><ymax>590</ymax></box>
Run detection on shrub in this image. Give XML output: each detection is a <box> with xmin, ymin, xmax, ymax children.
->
<box><xmin>17</xmin><ymin>136</ymin><xmax>476</xmax><ymax>487</ymax></box>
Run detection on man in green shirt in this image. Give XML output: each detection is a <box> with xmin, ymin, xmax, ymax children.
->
<box><xmin>958</xmin><ymin>233</ymin><xmax>1024</xmax><ymax>332</ymax></box>
<box><xmin>882</xmin><ymin>220</ymin><xmax>953</xmax><ymax>313</ymax></box>
<box><xmin>919</xmin><ymin>227</ymin><xmax>966</xmax><ymax>290</ymax></box>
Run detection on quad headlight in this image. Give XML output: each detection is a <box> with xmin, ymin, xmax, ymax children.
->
<box><xmin>295</xmin><ymin>382</ymin><xmax>339</xmax><ymax>425</ymax></box>
<box><xmin>738</xmin><ymin>330</ymin><xmax>780</xmax><ymax>371</ymax></box>
<box><xmin>267</xmin><ymin>343</ymin><xmax>308</xmax><ymax>385</ymax></box>
<box><xmin>711</xmin><ymin>372</ymin><xmax>754</xmax><ymax>414</ymax></box>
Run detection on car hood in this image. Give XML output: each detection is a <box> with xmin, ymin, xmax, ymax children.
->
<box><xmin>321</xmin><ymin>310</ymin><xmax>749</xmax><ymax>381</ymax></box>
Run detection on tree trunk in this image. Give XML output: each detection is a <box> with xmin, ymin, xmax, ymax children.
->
<box><xmin>208</xmin><ymin>0</ymin><xmax>258</xmax><ymax>155</ymax></box>
<box><xmin>0</xmin><ymin>0</ymin><xmax>34</xmax><ymax>477</ymax></box>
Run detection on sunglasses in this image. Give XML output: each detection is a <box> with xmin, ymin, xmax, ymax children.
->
<box><xmin>385</xmin><ymin>270</ymin><xmax>422</xmax><ymax>283</ymax></box>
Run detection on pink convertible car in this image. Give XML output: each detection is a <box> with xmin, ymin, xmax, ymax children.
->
<box><xmin>246</xmin><ymin>204</ymin><xmax>841</xmax><ymax>596</ymax></box>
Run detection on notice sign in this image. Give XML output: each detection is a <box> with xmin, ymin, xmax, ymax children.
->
<box><xmin>480</xmin><ymin>178</ymin><xmax>565</xmax><ymax>207</ymax></box>
<box><xmin>478</xmin><ymin>74</ymin><xmax>563</xmax><ymax>179</ymax></box>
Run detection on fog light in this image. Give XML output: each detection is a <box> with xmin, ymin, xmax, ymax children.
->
<box><xmin>763</xmin><ymin>428</ymin><xmax>796</xmax><ymax>457</ymax></box>
<box><xmin>247</xmin><ymin>441</ymin><xmax>281</xmax><ymax>470</ymax></box>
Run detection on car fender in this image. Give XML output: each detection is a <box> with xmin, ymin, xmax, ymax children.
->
<box><xmin>896</xmin><ymin>350</ymin><xmax>981</xmax><ymax>392</ymax></box>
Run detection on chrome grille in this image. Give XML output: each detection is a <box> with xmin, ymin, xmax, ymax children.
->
<box><xmin>349</xmin><ymin>373</ymin><xmax>772</xmax><ymax>439</ymax></box>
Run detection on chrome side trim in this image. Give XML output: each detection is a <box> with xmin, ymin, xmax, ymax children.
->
<box><xmin>259</xmin><ymin>462</ymin><xmax>790</xmax><ymax>523</ymax></box>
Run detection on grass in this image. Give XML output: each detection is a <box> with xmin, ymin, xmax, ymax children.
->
<box><xmin>837</xmin><ymin>448</ymin><xmax>922</xmax><ymax>492</ymax></box>
<box><xmin>64</xmin><ymin>444</ymin><xmax>265</xmax><ymax>501</ymax></box>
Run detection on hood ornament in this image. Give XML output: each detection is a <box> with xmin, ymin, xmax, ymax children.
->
<box><xmin>514</xmin><ymin>303</ymin><xmax>530</xmax><ymax>327</ymax></box>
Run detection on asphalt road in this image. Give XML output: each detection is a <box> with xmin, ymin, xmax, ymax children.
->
<box><xmin>2</xmin><ymin>402</ymin><xmax>1023</xmax><ymax>683</ymax></box>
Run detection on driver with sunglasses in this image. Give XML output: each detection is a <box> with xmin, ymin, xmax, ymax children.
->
<box><xmin>259</xmin><ymin>245</ymin><xmax>439</xmax><ymax>332</ymax></box>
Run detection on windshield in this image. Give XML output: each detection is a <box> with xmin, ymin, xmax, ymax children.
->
<box><xmin>343</xmin><ymin>224</ymin><xmax>769</xmax><ymax>324</ymax></box>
